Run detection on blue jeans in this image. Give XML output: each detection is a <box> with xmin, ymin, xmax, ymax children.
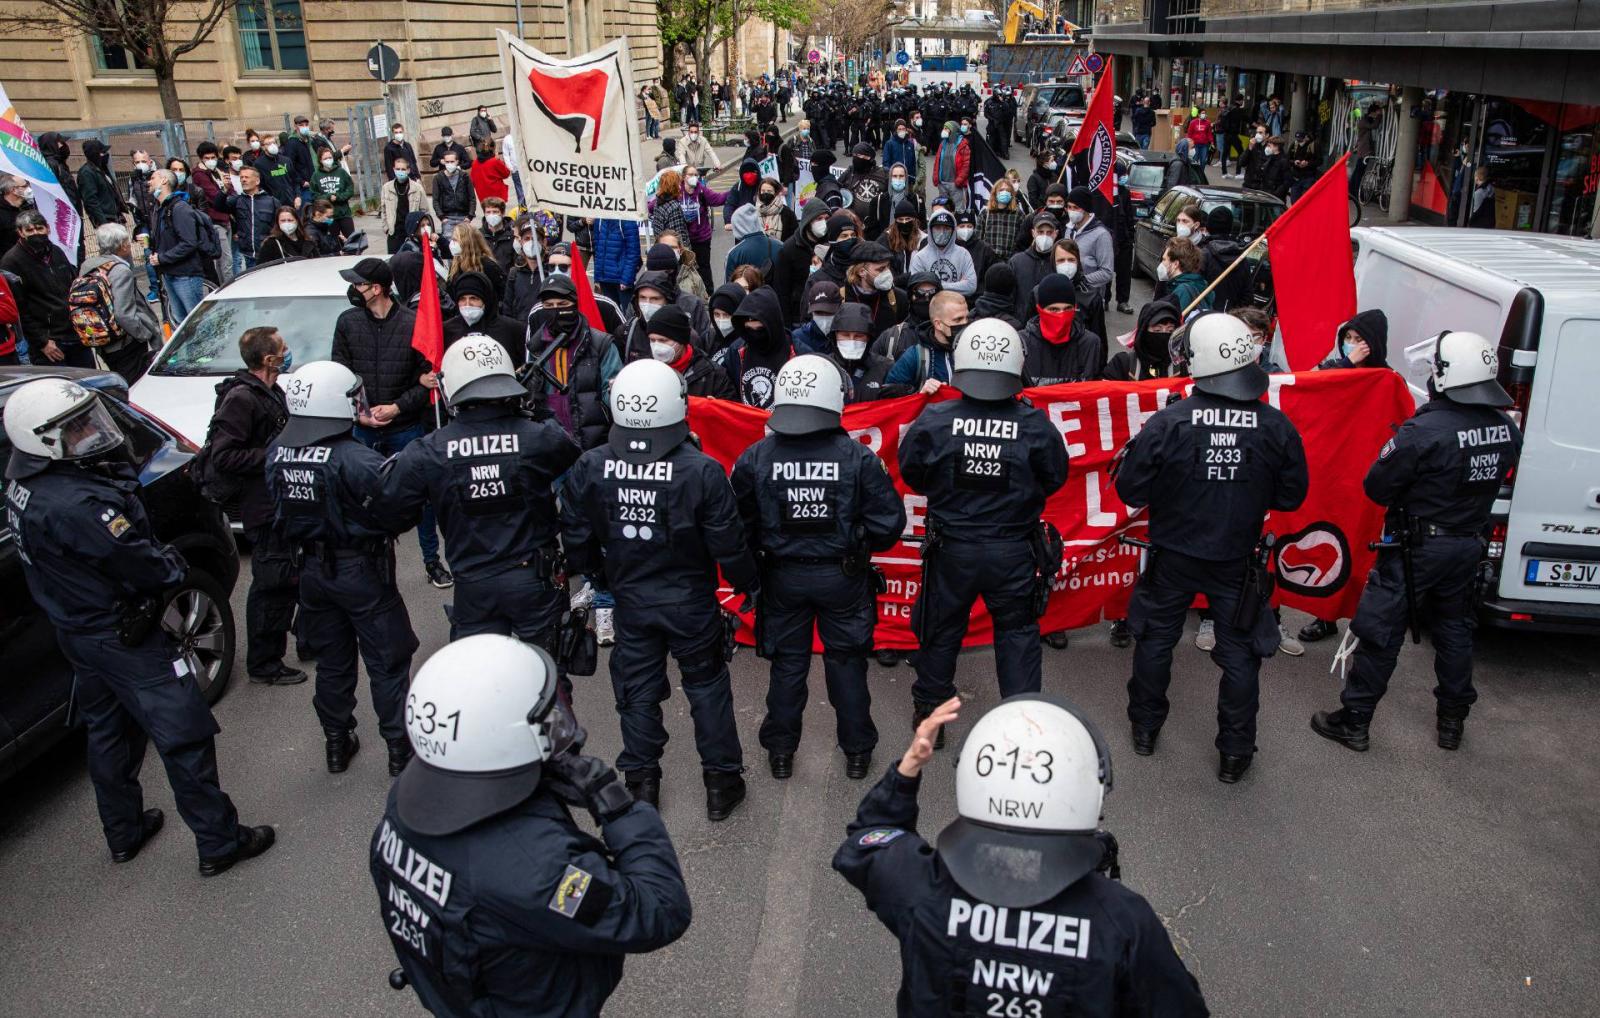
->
<box><xmin>645</xmin><ymin>114</ymin><xmax>659</xmax><ymax>139</ymax></box>
<box><xmin>1135</xmin><ymin>133</ymin><xmax>1152</xmax><ymax>150</ymax></box>
<box><xmin>233</xmin><ymin>245</ymin><xmax>257</xmax><ymax>279</ymax></box>
<box><xmin>1191</xmin><ymin>143</ymin><xmax>1210</xmax><ymax>166</ymax></box>
<box><xmin>164</xmin><ymin>274</ymin><xmax>205</xmax><ymax>325</ymax></box>
<box><xmin>352</xmin><ymin>422</ymin><xmax>441</xmax><ymax>565</ymax></box>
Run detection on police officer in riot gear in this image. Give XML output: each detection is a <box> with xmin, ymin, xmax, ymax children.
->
<box><xmin>1312</xmin><ymin>330</ymin><xmax>1522</xmax><ymax>753</ymax></box>
<box><xmin>372</xmin><ymin>635</ymin><xmax>691</xmax><ymax>1018</ymax></box>
<box><xmin>1116</xmin><ymin>313</ymin><xmax>1309</xmax><ymax>783</ymax></box>
<box><xmin>4</xmin><ymin>379</ymin><xmax>276</xmax><ymax>875</ymax></box>
<box><xmin>731</xmin><ymin>355</ymin><xmax>907</xmax><ymax>780</ymax></box>
<box><xmin>560</xmin><ymin>359</ymin><xmax>759</xmax><ymax>819</ymax></box>
<box><xmin>899</xmin><ymin>318</ymin><xmax>1070</xmax><ymax>746</ymax></box>
<box><xmin>833</xmin><ymin>695</ymin><xmax>1210</xmax><ymax>1017</ymax></box>
<box><xmin>267</xmin><ymin>360</ymin><xmax>420</xmax><ymax>776</ymax></box>
<box><xmin>379</xmin><ymin>335</ymin><xmax>580</xmax><ymax>645</ymax></box>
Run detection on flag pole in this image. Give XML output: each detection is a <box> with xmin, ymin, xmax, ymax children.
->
<box><xmin>1179</xmin><ymin>234</ymin><xmax>1266</xmax><ymax>318</ymax></box>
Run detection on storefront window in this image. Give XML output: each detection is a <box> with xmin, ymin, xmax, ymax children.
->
<box><xmin>1544</xmin><ymin>105</ymin><xmax>1599</xmax><ymax>237</ymax></box>
<box><xmin>1479</xmin><ymin>99</ymin><xmax>1549</xmax><ymax>230</ymax></box>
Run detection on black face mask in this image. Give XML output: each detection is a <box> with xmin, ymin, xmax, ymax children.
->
<box><xmin>909</xmin><ymin>292</ymin><xmax>936</xmax><ymax>321</ymax></box>
<box><xmin>895</xmin><ymin>221</ymin><xmax>915</xmax><ymax>238</ymax></box>
<box><xmin>759</xmin><ymin>191</ymin><xmax>776</xmax><ymax>202</ymax></box>
<box><xmin>745</xmin><ymin>325</ymin><xmax>774</xmax><ymax>350</ymax></box>
<box><xmin>852</xmin><ymin>157</ymin><xmax>873</xmax><ymax>174</ymax></box>
<box><xmin>22</xmin><ymin>235</ymin><xmax>51</xmax><ymax>256</ymax></box>
<box><xmin>347</xmin><ymin>284</ymin><xmax>369</xmax><ymax>308</ymax></box>
<box><xmin>550</xmin><ymin>308</ymin><xmax>580</xmax><ymax>334</ymax></box>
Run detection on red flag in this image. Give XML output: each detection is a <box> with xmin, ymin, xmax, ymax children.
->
<box><xmin>568</xmin><ymin>243</ymin><xmax>607</xmax><ymax>332</ymax></box>
<box><xmin>411</xmin><ymin>226</ymin><xmax>445</xmax><ymax>403</ymax></box>
<box><xmin>1264</xmin><ymin>154</ymin><xmax>1357</xmax><ymax>371</ymax></box>
<box><xmin>1068</xmin><ymin>55</ymin><xmax>1117</xmax><ymax>204</ymax></box>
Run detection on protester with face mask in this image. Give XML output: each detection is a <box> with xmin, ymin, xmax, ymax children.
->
<box><xmin>1159</xmin><ymin>237</ymin><xmax>1211</xmax><ymax>314</ymax></box>
<box><xmin>792</xmin><ymin>278</ymin><xmax>843</xmax><ymax>355</ymax></box>
<box><xmin>883</xmin><ymin>198</ymin><xmax>926</xmax><ymax>281</ymax></box>
<box><xmin>952</xmin><ymin>209</ymin><xmax>995</xmax><ymax>287</ymax></box>
<box><xmin>1006</xmin><ymin>212</ymin><xmax>1060</xmax><ymax>322</ymax></box>
<box><xmin>908</xmin><ymin>207</ymin><xmax>978</xmax><ymax>297</ymax></box>
<box><xmin>840</xmin><ymin>142</ymin><xmax>891</xmax><ymax>239</ymax></box>
<box><xmin>378</xmin><ymin>158</ymin><xmax>427</xmax><ymax>256</ymax></box>
<box><xmin>932</xmin><ymin>120</ymin><xmax>971</xmax><ymax>212</ymax></box>
<box><xmin>2</xmin><ymin>210</ymin><xmax>84</xmax><ymax>365</ymax></box>
<box><xmin>972</xmin><ymin>261</ymin><xmax>1023</xmax><ymax>330</ymax></box>
<box><xmin>883</xmin><ymin>118</ymin><xmax>918</xmax><ymax>182</ymax></box>
<box><xmin>679</xmin><ymin>123</ymin><xmax>721</xmax><ymax>174</ymax></box>
<box><xmin>1028</xmin><ymin>146</ymin><xmax>1063</xmax><ymax>211</ymax></box>
<box><xmin>586</xmin><ymin>214</ymin><xmax>641</xmax><ymax>305</ymax></box>
<box><xmin>718</xmin><ymin>284</ymin><xmax>795</xmax><ymax>407</ymax></box>
<box><xmin>708</xmin><ymin>282</ymin><xmax>746</xmax><ymax>353</ymax></box>
<box><xmin>524</xmin><ymin>271</ymin><xmax>623</xmax><ymax>451</ymax></box>
<box><xmin>381</xmin><ymin>125</ymin><xmax>417</xmax><ymax>181</ymax></box>
<box><xmin>978</xmin><ymin>178</ymin><xmax>1026</xmax><ymax>257</ymax></box>
<box><xmin>431</xmin><ymin>150</ymin><xmax>477</xmax><ymax>241</ymax></box>
<box><xmin>826</xmin><ymin>301</ymin><xmax>903</xmax><ymax>402</ymax></box>
<box><xmin>1051</xmin><ymin>237</ymin><xmax>1107</xmax><ymax>351</ymax></box>
<box><xmin>844</xmin><ymin>240</ymin><xmax>907</xmax><ymax>338</ymax></box>
<box><xmin>1020</xmin><ymin>271</ymin><xmax>1104</xmax><ymax>386</ymax></box>
<box><xmin>1106</xmin><ymin>297</ymin><xmax>1180</xmax><ymax>384</ymax></box>
<box><xmin>443</xmin><ymin>270</ymin><xmax>524</xmax><ymax>367</ymax></box>
<box><xmin>772</xmin><ymin>199</ymin><xmax>833</xmax><ymax>325</ymax></box>
<box><xmin>884</xmin><ymin>290</ymin><xmax>968</xmax><ymax>394</ymax></box>
<box><xmin>256</xmin><ymin>205</ymin><xmax>317</xmax><ymax>265</ymax></box>
<box><xmin>76</xmin><ymin>139</ymin><xmax>123</xmax><ymax>233</ymax></box>
<box><xmin>469</xmin><ymin>104</ymin><xmax>498</xmax><ymax>147</ymax></box>
<box><xmin>870</xmin><ymin>271</ymin><xmax>940</xmax><ymax>364</ymax></box>
<box><xmin>429</xmin><ymin>126</ymin><xmax>474</xmax><ymax>173</ymax></box>
<box><xmin>642</xmin><ymin>303</ymin><xmax>735</xmax><ymax>397</ymax></box>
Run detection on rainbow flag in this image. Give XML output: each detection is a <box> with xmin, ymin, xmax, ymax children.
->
<box><xmin>0</xmin><ymin>83</ymin><xmax>81</xmax><ymax>259</ymax></box>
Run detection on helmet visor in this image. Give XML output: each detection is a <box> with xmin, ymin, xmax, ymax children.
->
<box><xmin>51</xmin><ymin>398</ymin><xmax>125</xmax><ymax>461</ymax></box>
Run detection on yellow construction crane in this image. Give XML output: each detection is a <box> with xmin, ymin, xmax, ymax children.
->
<box><xmin>1003</xmin><ymin>0</ymin><xmax>1080</xmax><ymax>43</ymax></box>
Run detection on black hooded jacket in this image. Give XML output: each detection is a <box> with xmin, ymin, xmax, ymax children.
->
<box><xmin>38</xmin><ymin>133</ymin><xmax>80</xmax><ymax>213</ymax></box>
<box><xmin>1008</xmin><ymin>245</ymin><xmax>1055</xmax><ymax>323</ymax></box>
<box><xmin>1106</xmin><ymin>298</ymin><xmax>1180</xmax><ymax>380</ymax></box>
<box><xmin>205</xmin><ymin>370</ymin><xmax>288</xmax><ymax>530</ymax></box>
<box><xmin>718</xmin><ymin>286</ymin><xmax>793</xmax><ymax>408</ymax></box>
<box><xmin>77</xmin><ymin>140</ymin><xmax>123</xmax><ymax>226</ymax></box>
<box><xmin>972</xmin><ymin>263</ymin><xmax>1022</xmax><ymax>329</ymax></box>
<box><xmin>1318</xmin><ymin>308</ymin><xmax>1390</xmax><ymax>369</ymax></box>
<box><xmin>774</xmin><ymin>201</ymin><xmax>831</xmax><ymax>325</ymax></box>
<box><xmin>443</xmin><ymin>303</ymin><xmax>526</xmax><ymax>369</ymax></box>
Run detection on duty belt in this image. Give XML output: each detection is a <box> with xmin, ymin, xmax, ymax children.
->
<box><xmin>1413</xmin><ymin>521</ymin><xmax>1479</xmax><ymax>539</ymax></box>
<box><xmin>302</xmin><ymin>538</ymin><xmax>387</xmax><ymax>559</ymax></box>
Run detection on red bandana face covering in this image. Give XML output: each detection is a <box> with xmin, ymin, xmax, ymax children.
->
<box><xmin>1037</xmin><ymin>306</ymin><xmax>1077</xmax><ymax>344</ymax></box>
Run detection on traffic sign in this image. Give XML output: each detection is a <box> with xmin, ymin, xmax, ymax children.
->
<box><xmin>1085</xmin><ymin>52</ymin><xmax>1104</xmax><ymax>73</ymax></box>
<box><xmin>808</xmin><ymin>49</ymin><xmax>820</xmax><ymax>63</ymax></box>
<box><xmin>1066</xmin><ymin>53</ymin><xmax>1090</xmax><ymax>76</ymax></box>
<box><xmin>874</xmin><ymin>49</ymin><xmax>883</xmax><ymax>61</ymax></box>
<box><xmin>896</xmin><ymin>50</ymin><xmax>910</xmax><ymax>66</ymax></box>
<box><xmin>366</xmin><ymin>42</ymin><xmax>401</xmax><ymax>83</ymax></box>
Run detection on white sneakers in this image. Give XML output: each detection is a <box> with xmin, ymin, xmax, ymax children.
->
<box><xmin>1277</xmin><ymin>623</ymin><xmax>1305</xmax><ymax>657</ymax></box>
<box><xmin>595</xmin><ymin>607</ymin><xmax>615</xmax><ymax>646</ymax></box>
<box><xmin>1195</xmin><ymin>618</ymin><xmax>1216</xmax><ymax>652</ymax></box>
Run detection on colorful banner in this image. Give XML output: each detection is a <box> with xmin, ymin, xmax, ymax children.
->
<box><xmin>497</xmin><ymin>32</ymin><xmax>646</xmax><ymax>219</ymax></box>
<box><xmin>0</xmin><ymin>83</ymin><xmax>80</xmax><ymax>259</ymax></box>
<box><xmin>691</xmin><ymin>369</ymin><xmax>1416</xmax><ymax>650</ymax></box>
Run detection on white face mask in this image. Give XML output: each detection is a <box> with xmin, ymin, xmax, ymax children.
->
<box><xmin>638</xmin><ymin>301</ymin><xmax>664</xmax><ymax>321</ymax></box>
<box><xmin>1055</xmin><ymin>261</ymin><xmax>1077</xmax><ymax>278</ymax></box>
<box><xmin>394</xmin><ymin>132</ymin><xmax>405</xmax><ymax>143</ymax></box>
<box><xmin>810</xmin><ymin>219</ymin><xmax>827</xmax><ymax>238</ymax></box>
<box><xmin>448</xmin><ymin>240</ymin><xmax>463</xmax><ymax>257</ymax></box>
<box><xmin>1157</xmin><ymin>261</ymin><xmax>1173</xmax><ymax>281</ymax></box>
<box><xmin>266</xmin><ymin>143</ymin><xmax>280</xmax><ymax>156</ymax></box>
<box><xmin>485</xmin><ymin>214</ymin><xmax>503</xmax><ymax>229</ymax></box>
<box><xmin>444</xmin><ymin>163</ymin><xmax>459</xmax><ymax>175</ymax></box>
<box><xmin>1175</xmin><ymin>223</ymin><xmax>1194</xmax><ymax>238</ymax></box>
<box><xmin>872</xmin><ymin>268</ymin><xmax>894</xmax><ymax>291</ymax></box>
<box><xmin>280</xmin><ymin>220</ymin><xmax>297</xmax><ymax>235</ymax></box>
<box><xmin>684</xmin><ymin>175</ymin><xmax>699</xmax><ymax>188</ymax></box>
<box><xmin>249</xmin><ymin>139</ymin><xmax>261</xmax><ymax>151</ymax></box>
<box><xmin>321</xmin><ymin>158</ymin><xmax>335</xmax><ymax>169</ymax></box>
<box><xmin>940</xmin><ymin>129</ymin><xmax>950</xmax><ymax>140</ymax></box>
<box><xmin>229</xmin><ymin>159</ymin><xmax>243</xmax><ymax>172</ymax></box>
<box><xmin>650</xmin><ymin>341</ymin><xmax>678</xmax><ymax>362</ymax></box>
<box><xmin>714</xmin><ymin>315</ymin><xmax>734</xmax><ymax>336</ymax></box>
<box><xmin>813</xmin><ymin>243</ymin><xmax>829</xmax><ymax>261</ymax></box>
<box><xmin>956</xmin><ymin>226</ymin><xmax>974</xmax><ymax>242</ymax></box>
<box><xmin>836</xmin><ymin>338</ymin><xmax>868</xmax><ymax>360</ymax></box>
<box><xmin>1067</xmin><ymin>208</ymin><xmax>1085</xmax><ymax>225</ymax></box>
<box><xmin>203</xmin><ymin>158</ymin><xmax>218</xmax><ymax>170</ymax></box>
<box><xmin>812</xmin><ymin>313</ymin><xmax>834</xmax><ymax>333</ymax></box>
<box><xmin>1045</xmin><ymin>161</ymin><xmax>1058</xmax><ymax>171</ymax></box>
<box><xmin>1033</xmin><ymin>234</ymin><xmax>1055</xmax><ymax>253</ymax></box>
<box><xmin>460</xmin><ymin>305</ymin><xmax>485</xmax><ymax>325</ymax></box>
<box><xmin>522</xmin><ymin>240</ymin><xmax>538</xmax><ymax>258</ymax></box>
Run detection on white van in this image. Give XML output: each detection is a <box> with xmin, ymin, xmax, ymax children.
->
<box><xmin>1350</xmin><ymin>226</ymin><xmax>1600</xmax><ymax>633</ymax></box>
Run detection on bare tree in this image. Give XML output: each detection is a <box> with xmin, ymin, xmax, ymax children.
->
<box><xmin>0</xmin><ymin>0</ymin><xmax>242</xmax><ymax>122</ymax></box>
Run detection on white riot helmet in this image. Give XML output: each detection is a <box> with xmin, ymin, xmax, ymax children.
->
<box><xmin>1184</xmin><ymin>311</ymin><xmax>1269</xmax><ymax>400</ymax></box>
<box><xmin>276</xmin><ymin>360</ymin><xmax>365</xmax><ymax>447</ymax></box>
<box><xmin>938</xmin><ymin>694</ymin><xmax>1113</xmax><ymax>908</ymax></box>
<box><xmin>608</xmin><ymin>358</ymin><xmax>689</xmax><ymax>463</ymax></box>
<box><xmin>769</xmin><ymin>354</ymin><xmax>847</xmax><ymax>435</ymax></box>
<box><xmin>440</xmin><ymin>334</ymin><xmax>524</xmax><ymax>409</ymax></box>
<box><xmin>395</xmin><ymin>635</ymin><xmax>580</xmax><ymax>836</ymax></box>
<box><xmin>2</xmin><ymin>378</ymin><xmax>125</xmax><ymax>462</ymax></box>
<box><xmin>951</xmin><ymin>317</ymin><xmax>1025</xmax><ymax>400</ymax></box>
<box><xmin>1428</xmin><ymin>330</ymin><xmax>1511</xmax><ymax>406</ymax></box>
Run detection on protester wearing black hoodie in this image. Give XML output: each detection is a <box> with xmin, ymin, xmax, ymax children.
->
<box><xmin>827</xmin><ymin>302</ymin><xmax>905</xmax><ymax>403</ymax></box>
<box><xmin>707</xmin><ymin>281</ymin><xmax>747</xmax><ymax>354</ymax></box>
<box><xmin>870</xmin><ymin>271</ymin><xmax>940</xmax><ymax>363</ymax></box>
<box><xmin>955</xmin><ymin>209</ymin><xmax>997</xmax><ymax>288</ymax></box>
<box><xmin>719</xmin><ymin>285</ymin><xmax>793</xmax><ymax>407</ymax></box>
<box><xmin>1318</xmin><ymin>308</ymin><xmax>1390</xmax><ymax>370</ymax></box>
<box><xmin>37</xmin><ymin>133</ymin><xmax>80</xmax><ymax>214</ymax></box>
<box><xmin>774</xmin><ymin>200</ymin><xmax>833</xmax><ymax>325</ymax></box>
<box><xmin>640</xmin><ymin>304</ymin><xmax>737</xmax><ymax>398</ymax></box>
<box><xmin>1008</xmin><ymin>212</ymin><xmax>1059</xmax><ymax>323</ymax></box>
<box><xmin>724</xmin><ymin>157</ymin><xmax>764</xmax><ymax>226</ymax></box>
<box><xmin>77</xmin><ymin>140</ymin><xmax>123</xmax><ymax>227</ymax></box>
<box><xmin>444</xmin><ymin>271</ymin><xmax>525</xmax><ymax>367</ymax></box>
<box><xmin>1020</xmin><ymin>274</ymin><xmax>1105</xmax><ymax>386</ymax></box>
<box><xmin>1106</xmin><ymin>298</ymin><xmax>1181</xmax><ymax>381</ymax></box>
<box><xmin>972</xmin><ymin>262</ymin><xmax>1023</xmax><ymax>330</ymax></box>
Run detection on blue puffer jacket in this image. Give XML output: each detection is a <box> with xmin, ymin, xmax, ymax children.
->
<box><xmin>591</xmin><ymin>218</ymin><xmax>640</xmax><ymax>287</ymax></box>
<box><xmin>883</xmin><ymin>133</ymin><xmax>918</xmax><ymax>178</ymax></box>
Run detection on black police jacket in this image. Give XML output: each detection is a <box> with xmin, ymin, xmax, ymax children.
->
<box><xmin>370</xmin><ymin>785</ymin><xmax>691</xmax><ymax>1018</ymax></box>
<box><xmin>1116</xmin><ymin>390</ymin><xmax>1309</xmax><ymax>562</ymax></box>
<box><xmin>206</xmin><ymin>371</ymin><xmax>289</xmax><ymax>530</ymax></box>
<box><xmin>900</xmin><ymin>396</ymin><xmax>1070</xmax><ymax>541</ymax></box>
<box><xmin>731</xmin><ymin>429</ymin><xmax>906</xmax><ymax>561</ymax></box>
<box><xmin>833</xmin><ymin>768</ymin><xmax>1210</xmax><ymax>1018</ymax></box>
<box><xmin>560</xmin><ymin>439</ymin><xmax>758</xmax><ymax>609</ymax></box>
<box><xmin>265</xmin><ymin>434</ymin><xmax>391</xmax><ymax>548</ymax></box>
<box><xmin>378</xmin><ymin>404</ymin><xmax>580</xmax><ymax>582</ymax></box>
<box><xmin>4</xmin><ymin>458</ymin><xmax>186</xmax><ymax>636</ymax></box>
<box><xmin>1363</xmin><ymin>398</ymin><xmax>1521</xmax><ymax>532</ymax></box>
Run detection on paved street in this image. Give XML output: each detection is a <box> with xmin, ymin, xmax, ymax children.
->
<box><xmin>2</xmin><ymin>125</ymin><xmax>1598</xmax><ymax>1017</ymax></box>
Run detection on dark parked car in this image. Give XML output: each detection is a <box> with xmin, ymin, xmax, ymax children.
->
<box><xmin>1122</xmin><ymin>152</ymin><xmax>1201</xmax><ymax>221</ymax></box>
<box><xmin>0</xmin><ymin>366</ymin><xmax>240</xmax><ymax>783</ymax></box>
<box><xmin>1133</xmin><ymin>184</ymin><xmax>1287</xmax><ymax>283</ymax></box>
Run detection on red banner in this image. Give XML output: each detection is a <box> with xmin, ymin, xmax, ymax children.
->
<box><xmin>691</xmin><ymin>370</ymin><xmax>1415</xmax><ymax>650</ymax></box>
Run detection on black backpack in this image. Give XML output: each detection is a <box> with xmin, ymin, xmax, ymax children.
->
<box><xmin>162</xmin><ymin>200</ymin><xmax>221</xmax><ymax>261</ymax></box>
<box><xmin>190</xmin><ymin>387</ymin><xmax>248</xmax><ymax>504</ymax></box>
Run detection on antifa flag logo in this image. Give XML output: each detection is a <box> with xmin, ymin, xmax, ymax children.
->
<box><xmin>526</xmin><ymin>65</ymin><xmax>610</xmax><ymax>153</ymax></box>
<box><xmin>1273</xmin><ymin>522</ymin><xmax>1352</xmax><ymax>597</ymax></box>
<box><xmin>1084</xmin><ymin>122</ymin><xmax>1114</xmax><ymax>194</ymax></box>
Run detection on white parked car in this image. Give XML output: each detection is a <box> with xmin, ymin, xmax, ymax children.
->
<box><xmin>131</xmin><ymin>256</ymin><xmax>364</xmax><ymax>447</ymax></box>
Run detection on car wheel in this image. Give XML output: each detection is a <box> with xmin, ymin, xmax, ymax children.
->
<box><xmin>161</xmin><ymin>569</ymin><xmax>236</xmax><ymax>705</ymax></box>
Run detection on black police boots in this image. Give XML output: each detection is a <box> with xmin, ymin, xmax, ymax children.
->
<box><xmin>387</xmin><ymin>739</ymin><xmax>414</xmax><ymax>777</ymax></box>
<box><xmin>325</xmin><ymin>729</ymin><xmax>360</xmax><ymax>773</ymax></box>
<box><xmin>1437</xmin><ymin>709</ymin><xmax>1468</xmax><ymax>751</ymax></box>
<box><xmin>1131</xmin><ymin>726</ymin><xmax>1159</xmax><ymax>757</ymax></box>
<box><xmin>1218</xmin><ymin>754</ymin><xmax>1252</xmax><ymax>783</ymax></box>
<box><xmin>768</xmin><ymin>752</ymin><xmax>794</xmax><ymax>780</ymax></box>
<box><xmin>110</xmin><ymin>808</ymin><xmax>165</xmax><ymax>864</ymax></box>
<box><xmin>845</xmin><ymin>751</ymin><xmax>872</xmax><ymax>780</ymax></box>
<box><xmin>705</xmin><ymin>771</ymin><xmax>747</xmax><ymax>822</ymax></box>
<box><xmin>911</xmin><ymin>705</ymin><xmax>946</xmax><ymax>750</ymax></box>
<box><xmin>1298</xmin><ymin>619</ymin><xmax>1339</xmax><ymax>643</ymax></box>
<box><xmin>198</xmin><ymin>824</ymin><xmax>277</xmax><ymax>878</ymax></box>
<box><xmin>624</xmin><ymin>770</ymin><xmax>660</xmax><ymax>809</ymax></box>
<box><xmin>1044</xmin><ymin>631</ymin><xmax>1070</xmax><ymax>650</ymax></box>
<box><xmin>1310</xmin><ymin>709</ymin><xmax>1371</xmax><ymax>752</ymax></box>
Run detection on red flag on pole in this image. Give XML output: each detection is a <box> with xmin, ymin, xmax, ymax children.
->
<box><xmin>568</xmin><ymin>243</ymin><xmax>607</xmax><ymax>332</ymax></box>
<box><xmin>411</xmin><ymin>226</ymin><xmax>445</xmax><ymax>410</ymax></box>
<box><xmin>1068</xmin><ymin>55</ymin><xmax>1117</xmax><ymax>205</ymax></box>
<box><xmin>1263</xmin><ymin>154</ymin><xmax>1357</xmax><ymax>372</ymax></box>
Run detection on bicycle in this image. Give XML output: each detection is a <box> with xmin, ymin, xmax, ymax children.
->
<box><xmin>1358</xmin><ymin>156</ymin><xmax>1393</xmax><ymax>214</ymax></box>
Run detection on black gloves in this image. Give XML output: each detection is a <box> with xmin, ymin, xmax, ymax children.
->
<box><xmin>545</xmin><ymin>753</ymin><xmax>634</xmax><ymax>823</ymax></box>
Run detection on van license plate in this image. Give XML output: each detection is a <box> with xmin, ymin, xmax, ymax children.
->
<box><xmin>1525</xmin><ymin>559</ymin><xmax>1600</xmax><ymax>589</ymax></box>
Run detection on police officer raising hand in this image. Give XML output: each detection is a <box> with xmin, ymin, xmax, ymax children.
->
<box><xmin>1116</xmin><ymin>313</ymin><xmax>1308</xmax><ymax>784</ymax></box>
<box><xmin>560</xmin><ymin>359</ymin><xmax>759</xmax><ymax>819</ymax></box>
<box><xmin>899</xmin><ymin>318</ymin><xmax>1071</xmax><ymax>748</ymax></box>
<box><xmin>3</xmin><ymin>379</ymin><xmax>275</xmax><ymax>875</ymax></box>
<box><xmin>1312</xmin><ymin>330</ymin><xmax>1522</xmax><ymax>753</ymax></box>
<box><xmin>371</xmin><ymin>636</ymin><xmax>692</xmax><ymax>1018</ymax></box>
<box><xmin>266</xmin><ymin>361</ymin><xmax>420</xmax><ymax>777</ymax></box>
<box><xmin>833</xmin><ymin>694</ymin><xmax>1210</xmax><ymax>1017</ymax></box>
<box><xmin>731</xmin><ymin>355</ymin><xmax>907</xmax><ymax>782</ymax></box>
<box><xmin>378</xmin><ymin>335</ymin><xmax>581</xmax><ymax>647</ymax></box>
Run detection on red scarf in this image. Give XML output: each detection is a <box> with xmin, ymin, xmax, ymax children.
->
<box><xmin>1037</xmin><ymin>307</ymin><xmax>1077</xmax><ymax>345</ymax></box>
<box><xmin>670</xmin><ymin>343</ymin><xmax>695</xmax><ymax>374</ymax></box>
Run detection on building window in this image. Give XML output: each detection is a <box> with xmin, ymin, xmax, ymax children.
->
<box><xmin>237</xmin><ymin>0</ymin><xmax>308</xmax><ymax>74</ymax></box>
<box><xmin>92</xmin><ymin>35</ymin><xmax>151</xmax><ymax>73</ymax></box>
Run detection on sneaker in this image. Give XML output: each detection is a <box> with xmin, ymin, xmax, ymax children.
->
<box><xmin>594</xmin><ymin>607</ymin><xmax>615</xmax><ymax>646</ymax></box>
<box><xmin>1195</xmin><ymin>618</ymin><xmax>1216</xmax><ymax>652</ymax></box>
<box><xmin>1298</xmin><ymin>618</ymin><xmax>1338</xmax><ymax>643</ymax></box>
<box><xmin>570</xmin><ymin>580</ymin><xmax>596</xmax><ymax>611</ymax></box>
<box><xmin>1277</xmin><ymin>624</ymin><xmax>1305</xmax><ymax>656</ymax></box>
<box><xmin>1109</xmin><ymin>619</ymin><xmax>1132</xmax><ymax>648</ymax></box>
<box><xmin>425</xmin><ymin>560</ymin><xmax>454</xmax><ymax>589</ymax></box>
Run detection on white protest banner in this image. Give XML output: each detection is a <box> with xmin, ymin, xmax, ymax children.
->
<box><xmin>0</xmin><ymin>83</ymin><xmax>80</xmax><ymax>259</ymax></box>
<box><xmin>757</xmin><ymin>153</ymin><xmax>779</xmax><ymax>181</ymax></box>
<box><xmin>497</xmin><ymin>31</ymin><xmax>646</xmax><ymax>218</ymax></box>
